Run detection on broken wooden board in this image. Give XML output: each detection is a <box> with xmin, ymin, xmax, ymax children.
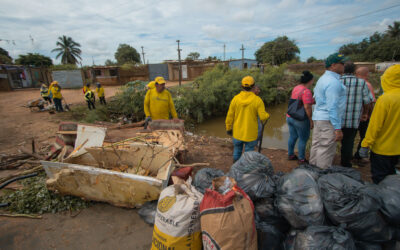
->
<box><xmin>42</xmin><ymin>159</ymin><xmax>174</xmax><ymax>208</ymax></box>
<box><xmin>85</xmin><ymin>143</ymin><xmax>173</xmax><ymax>176</ymax></box>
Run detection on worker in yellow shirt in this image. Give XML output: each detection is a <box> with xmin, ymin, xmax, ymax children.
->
<box><xmin>50</xmin><ymin>81</ymin><xmax>63</xmax><ymax>112</ymax></box>
<box><xmin>144</xmin><ymin>76</ymin><xmax>178</xmax><ymax>128</ymax></box>
<box><xmin>40</xmin><ymin>82</ymin><xmax>52</xmax><ymax>104</ymax></box>
<box><xmin>226</xmin><ymin>76</ymin><xmax>270</xmax><ymax>162</ymax></box>
<box><xmin>359</xmin><ymin>64</ymin><xmax>400</xmax><ymax>183</ymax></box>
<box><xmin>84</xmin><ymin>88</ymin><xmax>96</xmax><ymax>110</ymax></box>
<box><xmin>96</xmin><ymin>83</ymin><xmax>106</xmax><ymax>105</ymax></box>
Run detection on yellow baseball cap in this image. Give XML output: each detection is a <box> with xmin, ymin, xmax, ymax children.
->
<box><xmin>241</xmin><ymin>76</ymin><xmax>255</xmax><ymax>87</ymax></box>
<box><xmin>155</xmin><ymin>76</ymin><xmax>166</xmax><ymax>84</ymax></box>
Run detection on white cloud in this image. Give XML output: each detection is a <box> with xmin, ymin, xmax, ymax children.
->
<box><xmin>331</xmin><ymin>37</ymin><xmax>354</xmax><ymax>44</ymax></box>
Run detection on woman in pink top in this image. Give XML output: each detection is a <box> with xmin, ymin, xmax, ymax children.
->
<box><xmin>287</xmin><ymin>71</ymin><xmax>315</xmax><ymax>163</ymax></box>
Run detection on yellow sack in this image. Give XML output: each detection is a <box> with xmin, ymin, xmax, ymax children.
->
<box><xmin>151</xmin><ymin>179</ymin><xmax>203</xmax><ymax>250</ymax></box>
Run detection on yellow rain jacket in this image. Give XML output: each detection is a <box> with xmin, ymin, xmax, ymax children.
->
<box><xmin>96</xmin><ymin>87</ymin><xmax>105</xmax><ymax>97</ymax></box>
<box><xmin>361</xmin><ymin>64</ymin><xmax>400</xmax><ymax>155</ymax></box>
<box><xmin>226</xmin><ymin>91</ymin><xmax>270</xmax><ymax>142</ymax></box>
<box><xmin>40</xmin><ymin>84</ymin><xmax>49</xmax><ymax>97</ymax></box>
<box><xmin>50</xmin><ymin>85</ymin><xmax>62</xmax><ymax>99</ymax></box>
<box><xmin>85</xmin><ymin>90</ymin><xmax>95</xmax><ymax>101</ymax></box>
<box><xmin>144</xmin><ymin>88</ymin><xmax>177</xmax><ymax>120</ymax></box>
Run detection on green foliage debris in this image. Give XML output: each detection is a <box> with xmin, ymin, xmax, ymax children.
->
<box><xmin>0</xmin><ymin>172</ymin><xmax>91</xmax><ymax>214</ymax></box>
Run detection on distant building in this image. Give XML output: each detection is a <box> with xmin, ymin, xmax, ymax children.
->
<box><xmin>0</xmin><ymin>64</ymin><xmax>52</xmax><ymax>91</ymax></box>
<box><xmin>228</xmin><ymin>59</ymin><xmax>258</xmax><ymax>70</ymax></box>
<box><xmin>354</xmin><ymin>62</ymin><xmax>376</xmax><ymax>73</ymax></box>
<box><xmin>375</xmin><ymin>62</ymin><xmax>400</xmax><ymax>72</ymax></box>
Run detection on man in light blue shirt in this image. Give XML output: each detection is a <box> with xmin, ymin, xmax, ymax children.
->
<box><xmin>310</xmin><ymin>53</ymin><xmax>347</xmax><ymax>168</ymax></box>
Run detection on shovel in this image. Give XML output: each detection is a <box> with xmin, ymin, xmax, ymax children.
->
<box><xmin>258</xmin><ymin>119</ymin><xmax>269</xmax><ymax>153</ymax></box>
<box><xmin>62</xmin><ymin>97</ymin><xmax>71</xmax><ymax>111</ymax></box>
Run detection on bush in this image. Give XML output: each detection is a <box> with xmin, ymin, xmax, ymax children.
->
<box><xmin>173</xmin><ymin>64</ymin><xmax>289</xmax><ymax>123</ymax></box>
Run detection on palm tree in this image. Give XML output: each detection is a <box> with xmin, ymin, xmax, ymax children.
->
<box><xmin>387</xmin><ymin>21</ymin><xmax>400</xmax><ymax>40</ymax></box>
<box><xmin>51</xmin><ymin>35</ymin><xmax>82</xmax><ymax>64</ymax></box>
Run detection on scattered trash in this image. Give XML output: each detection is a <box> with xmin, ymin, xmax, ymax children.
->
<box><xmin>151</xmin><ymin>179</ymin><xmax>203</xmax><ymax>250</ymax></box>
<box><xmin>138</xmin><ymin>201</ymin><xmax>157</xmax><ymax>226</ymax></box>
<box><xmin>318</xmin><ymin>173</ymin><xmax>394</xmax><ymax>242</ymax></box>
<box><xmin>276</xmin><ymin>168</ymin><xmax>324</xmax><ymax>229</ymax></box>
<box><xmin>193</xmin><ymin>168</ymin><xmax>224</xmax><ymax>194</ymax></box>
<box><xmin>200</xmin><ymin>176</ymin><xmax>257</xmax><ymax>250</ymax></box>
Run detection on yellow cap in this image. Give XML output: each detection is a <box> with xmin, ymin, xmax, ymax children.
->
<box><xmin>241</xmin><ymin>76</ymin><xmax>254</xmax><ymax>87</ymax></box>
<box><xmin>155</xmin><ymin>76</ymin><xmax>166</xmax><ymax>84</ymax></box>
<box><xmin>52</xmin><ymin>81</ymin><xmax>58</xmax><ymax>85</ymax></box>
<box><xmin>147</xmin><ymin>81</ymin><xmax>156</xmax><ymax>89</ymax></box>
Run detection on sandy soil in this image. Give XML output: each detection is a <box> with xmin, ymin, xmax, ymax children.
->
<box><xmin>0</xmin><ymin>85</ymin><xmax>373</xmax><ymax>249</ymax></box>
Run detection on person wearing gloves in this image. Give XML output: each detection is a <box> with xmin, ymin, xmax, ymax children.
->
<box><xmin>144</xmin><ymin>76</ymin><xmax>178</xmax><ymax>128</ymax></box>
<box><xmin>359</xmin><ymin>64</ymin><xmax>400</xmax><ymax>184</ymax></box>
<box><xmin>309</xmin><ymin>53</ymin><xmax>347</xmax><ymax>169</ymax></box>
<box><xmin>225</xmin><ymin>76</ymin><xmax>270</xmax><ymax>162</ymax></box>
<box><xmin>84</xmin><ymin>88</ymin><xmax>96</xmax><ymax>110</ymax></box>
<box><xmin>40</xmin><ymin>82</ymin><xmax>52</xmax><ymax>104</ymax></box>
<box><xmin>95</xmin><ymin>83</ymin><xmax>106</xmax><ymax>105</ymax></box>
<box><xmin>50</xmin><ymin>81</ymin><xmax>63</xmax><ymax>112</ymax></box>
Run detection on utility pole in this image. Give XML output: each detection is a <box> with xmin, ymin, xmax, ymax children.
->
<box><xmin>92</xmin><ymin>56</ymin><xmax>95</xmax><ymax>66</ymax></box>
<box><xmin>223</xmin><ymin>44</ymin><xmax>226</xmax><ymax>61</ymax></box>
<box><xmin>141</xmin><ymin>46</ymin><xmax>146</xmax><ymax>64</ymax></box>
<box><xmin>177</xmin><ymin>40</ymin><xmax>182</xmax><ymax>86</ymax></box>
<box><xmin>240</xmin><ymin>44</ymin><xmax>245</xmax><ymax>69</ymax></box>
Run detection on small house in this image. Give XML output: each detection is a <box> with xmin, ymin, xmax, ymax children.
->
<box><xmin>228</xmin><ymin>59</ymin><xmax>258</xmax><ymax>70</ymax></box>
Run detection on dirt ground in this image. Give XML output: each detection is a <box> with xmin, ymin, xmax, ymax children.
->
<box><xmin>0</xmin><ymin>85</ymin><xmax>373</xmax><ymax>249</ymax></box>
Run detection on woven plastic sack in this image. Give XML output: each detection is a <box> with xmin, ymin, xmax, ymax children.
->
<box><xmin>318</xmin><ymin>173</ymin><xmax>394</xmax><ymax>242</ymax></box>
<box><xmin>276</xmin><ymin>168</ymin><xmax>324</xmax><ymax>229</ymax></box>
<box><xmin>193</xmin><ymin>168</ymin><xmax>224</xmax><ymax>194</ymax></box>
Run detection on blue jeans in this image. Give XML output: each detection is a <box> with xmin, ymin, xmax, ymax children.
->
<box><xmin>287</xmin><ymin>117</ymin><xmax>310</xmax><ymax>160</ymax></box>
<box><xmin>233</xmin><ymin>138</ymin><xmax>258</xmax><ymax>162</ymax></box>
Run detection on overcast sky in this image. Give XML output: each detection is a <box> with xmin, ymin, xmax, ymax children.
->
<box><xmin>1</xmin><ymin>0</ymin><xmax>399</xmax><ymax>65</ymax></box>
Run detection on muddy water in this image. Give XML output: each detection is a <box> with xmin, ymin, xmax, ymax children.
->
<box><xmin>195</xmin><ymin>102</ymin><xmax>290</xmax><ymax>149</ymax></box>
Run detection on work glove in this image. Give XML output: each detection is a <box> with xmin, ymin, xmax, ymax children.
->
<box><xmin>359</xmin><ymin>147</ymin><xmax>369</xmax><ymax>158</ymax></box>
<box><xmin>226</xmin><ymin>130</ymin><xmax>233</xmax><ymax>136</ymax></box>
<box><xmin>144</xmin><ymin>116</ymin><xmax>152</xmax><ymax>129</ymax></box>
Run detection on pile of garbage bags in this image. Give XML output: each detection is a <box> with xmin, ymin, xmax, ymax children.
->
<box><xmin>146</xmin><ymin>151</ymin><xmax>400</xmax><ymax>249</ymax></box>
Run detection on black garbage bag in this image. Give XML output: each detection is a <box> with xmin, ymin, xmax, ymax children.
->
<box><xmin>138</xmin><ymin>200</ymin><xmax>157</xmax><ymax>225</ymax></box>
<box><xmin>318</xmin><ymin>173</ymin><xmax>394</xmax><ymax>242</ymax></box>
<box><xmin>255</xmin><ymin>198</ymin><xmax>290</xmax><ymax>234</ymax></box>
<box><xmin>326</xmin><ymin>165</ymin><xmax>362</xmax><ymax>182</ymax></box>
<box><xmin>230</xmin><ymin>168</ymin><xmax>276</xmax><ymax>201</ymax></box>
<box><xmin>276</xmin><ymin>168</ymin><xmax>325</xmax><ymax>229</ymax></box>
<box><xmin>283</xmin><ymin>230</ymin><xmax>299</xmax><ymax>250</ymax></box>
<box><xmin>294</xmin><ymin>226</ymin><xmax>356</xmax><ymax>250</ymax></box>
<box><xmin>256</xmin><ymin>220</ymin><xmax>285</xmax><ymax>250</ymax></box>
<box><xmin>229</xmin><ymin>151</ymin><xmax>274</xmax><ymax>177</ymax></box>
<box><xmin>355</xmin><ymin>241</ymin><xmax>382</xmax><ymax>250</ymax></box>
<box><xmin>296</xmin><ymin>164</ymin><xmax>325</xmax><ymax>179</ymax></box>
<box><xmin>193</xmin><ymin>168</ymin><xmax>224</xmax><ymax>194</ymax></box>
<box><xmin>377</xmin><ymin>175</ymin><xmax>400</xmax><ymax>225</ymax></box>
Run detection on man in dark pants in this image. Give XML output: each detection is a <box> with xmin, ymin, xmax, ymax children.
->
<box><xmin>340</xmin><ymin>62</ymin><xmax>372</xmax><ymax>168</ymax></box>
<box><xmin>360</xmin><ymin>65</ymin><xmax>400</xmax><ymax>183</ymax></box>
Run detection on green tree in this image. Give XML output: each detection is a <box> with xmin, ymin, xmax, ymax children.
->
<box><xmin>15</xmin><ymin>53</ymin><xmax>53</xmax><ymax>67</ymax></box>
<box><xmin>306</xmin><ymin>56</ymin><xmax>317</xmax><ymax>63</ymax></box>
<box><xmin>255</xmin><ymin>36</ymin><xmax>300</xmax><ymax>65</ymax></box>
<box><xmin>387</xmin><ymin>21</ymin><xmax>400</xmax><ymax>40</ymax></box>
<box><xmin>114</xmin><ymin>44</ymin><xmax>141</xmax><ymax>65</ymax></box>
<box><xmin>0</xmin><ymin>47</ymin><xmax>12</xmax><ymax>64</ymax></box>
<box><xmin>51</xmin><ymin>35</ymin><xmax>82</xmax><ymax>65</ymax></box>
<box><xmin>105</xmin><ymin>59</ymin><xmax>117</xmax><ymax>66</ymax></box>
<box><xmin>186</xmin><ymin>52</ymin><xmax>200</xmax><ymax>60</ymax></box>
